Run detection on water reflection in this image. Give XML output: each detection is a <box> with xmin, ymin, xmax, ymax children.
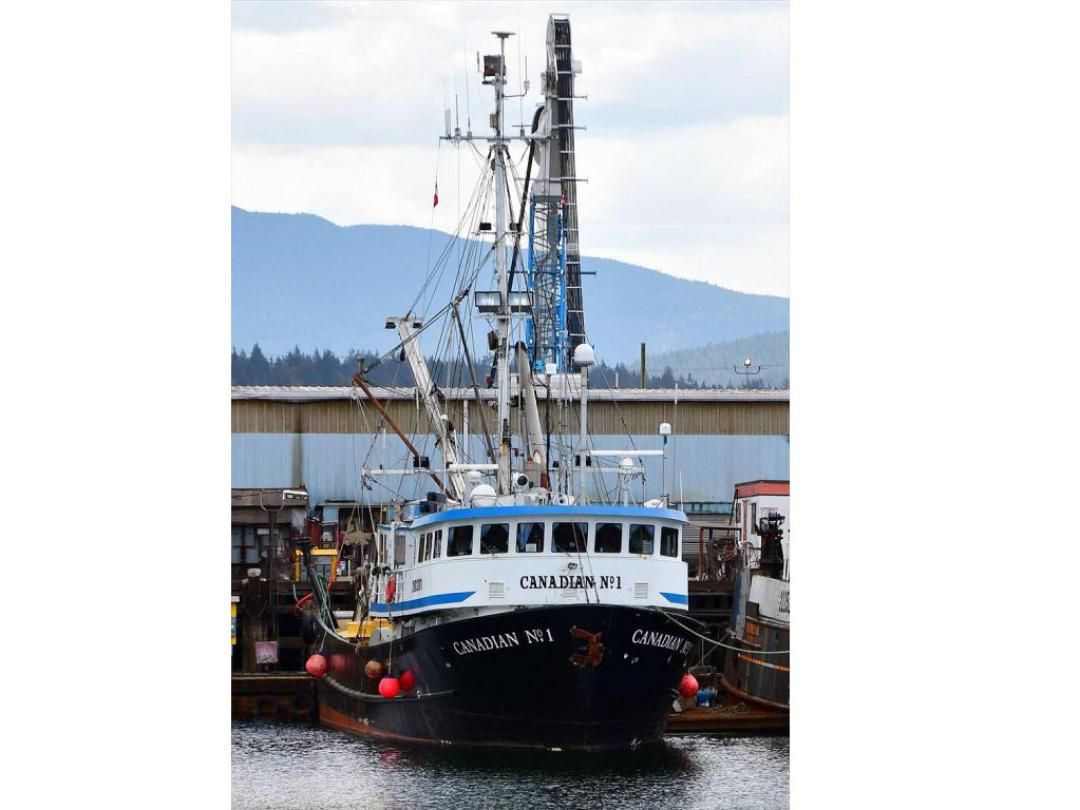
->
<box><xmin>232</xmin><ymin>720</ymin><xmax>788</xmax><ymax>810</ymax></box>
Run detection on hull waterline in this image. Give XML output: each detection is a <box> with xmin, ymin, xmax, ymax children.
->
<box><xmin>316</xmin><ymin>604</ymin><xmax>693</xmax><ymax>751</ymax></box>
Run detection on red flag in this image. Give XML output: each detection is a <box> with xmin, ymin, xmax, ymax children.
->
<box><xmin>433</xmin><ymin>183</ymin><xmax>439</xmax><ymax>208</ymax></box>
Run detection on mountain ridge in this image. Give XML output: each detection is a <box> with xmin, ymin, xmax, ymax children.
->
<box><xmin>231</xmin><ymin>206</ymin><xmax>789</xmax><ymax>358</ymax></box>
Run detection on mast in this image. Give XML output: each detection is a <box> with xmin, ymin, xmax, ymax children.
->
<box><xmin>351</xmin><ymin>373</ymin><xmax>450</xmax><ymax>497</ymax></box>
<box><xmin>525</xmin><ymin>15</ymin><xmax>585</xmax><ymax>375</ymax></box>
<box><xmin>515</xmin><ymin>341</ymin><xmax>547</xmax><ymax>474</ymax></box>
<box><xmin>391</xmin><ymin>317</ymin><xmax>467</xmax><ymax>499</ymax></box>
<box><xmin>492</xmin><ymin>31</ymin><xmax>513</xmax><ymax>495</ymax></box>
<box><xmin>547</xmin><ymin>16</ymin><xmax>586</xmax><ymax>367</ymax></box>
<box><xmin>441</xmin><ymin>30</ymin><xmax>548</xmax><ymax>496</ymax></box>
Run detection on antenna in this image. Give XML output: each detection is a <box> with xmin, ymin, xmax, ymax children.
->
<box><xmin>517</xmin><ymin>26</ymin><xmax>524</xmax><ymax>127</ymax></box>
<box><xmin>443</xmin><ymin>80</ymin><xmax>450</xmax><ymax>137</ymax></box>
<box><xmin>462</xmin><ymin>29</ymin><xmax>473</xmax><ymax>135</ymax></box>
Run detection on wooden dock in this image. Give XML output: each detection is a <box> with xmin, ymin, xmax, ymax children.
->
<box><xmin>232</xmin><ymin>673</ymin><xmax>315</xmax><ymax>721</ymax></box>
<box><xmin>665</xmin><ymin>703</ymin><xmax>788</xmax><ymax>736</ymax></box>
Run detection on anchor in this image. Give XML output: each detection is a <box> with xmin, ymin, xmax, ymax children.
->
<box><xmin>568</xmin><ymin>626</ymin><xmax>605</xmax><ymax>668</ymax></box>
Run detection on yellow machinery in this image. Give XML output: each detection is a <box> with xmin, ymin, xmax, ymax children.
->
<box><xmin>337</xmin><ymin>616</ymin><xmax>392</xmax><ymax>641</ymax></box>
<box><xmin>294</xmin><ymin>547</ymin><xmax>338</xmax><ymax>582</ymax></box>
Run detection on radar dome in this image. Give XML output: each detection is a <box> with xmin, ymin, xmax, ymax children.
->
<box><xmin>469</xmin><ymin>483</ymin><xmax>497</xmax><ymax>507</ymax></box>
<box><xmin>572</xmin><ymin>343</ymin><xmax>596</xmax><ymax>367</ymax></box>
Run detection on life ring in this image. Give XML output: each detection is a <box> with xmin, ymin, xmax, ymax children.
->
<box><xmin>385</xmin><ymin>575</ymin><xmax>397</xmax><ymax>603</ymax></box>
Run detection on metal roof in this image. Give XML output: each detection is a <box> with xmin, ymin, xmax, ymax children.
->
<box><xmin>231</xmin><ymin>385</ymin><xmax>789</xmax><ymax>403</ymax></box>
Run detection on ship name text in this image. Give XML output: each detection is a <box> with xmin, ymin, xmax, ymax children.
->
<box><xmin>452</xmin><ymin>627</ymin><xmax>554</xmax><ymax>656</ymax></box>
<box><xmin>519</xmin><ymin>574</ymin><xmax>621</xmax><ymax>590</ymax></box>
<box><xmin>631</xmin><ymin>629</ymin><xmax>693</xmax><ymax>655</ymax></box>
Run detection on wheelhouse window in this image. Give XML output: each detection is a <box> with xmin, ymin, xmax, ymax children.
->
<box><xmin>629</xmin><ymin>524</ymin><xmax>655</xmax><ymax>555</ymax></box>
<box><xmin>517</xmin><ymin>522</ymin><xmax>545</xmax><ymax>553</ymax></box>
<box><xmin>394</xmin><ymin>530</ymin><xmax>407</xmax><ymax>567</ymax></box>
<box><xmin>480</xmin><ymin>523</ymin><xmax>510</xmax><ymax>554</ymax></box>
<box><xmin>660</xmin><ymin>526</ymin><xmax>679</xmax><ymax>558</ymax></box>
<box><xmin>594</xmin><ymin>522</ymin><xmax>622</xmax><ymax>553</ymax></box>
<box><xmin>433</xmin><ymin>529</ymin><xmax>443</xmax><ymax>559</ymax></box>
<box><xmin>553</xmin><ymin>522</ymin><xmax>588</xmax><ymax>553</ymax></box>
<box><xmin>448</xmin><ymin>525</ymin><xmax>473</xmax><ymax>557</ymax></box>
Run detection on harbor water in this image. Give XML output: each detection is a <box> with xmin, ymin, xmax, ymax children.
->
<box><xmin>232</xmin><ymin>720</ymin><xmax>789</xmax><ymax>810</ymax></box>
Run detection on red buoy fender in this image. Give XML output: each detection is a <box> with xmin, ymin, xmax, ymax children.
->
<box><xmin>385</xmin><ymin>575</ymin><xmax>397</xmax><ymax>603</ymax></box>
<box><xmin>378</xmin><ymin>677</ymin><xmax>401</xmax><ymax>698</ymax></box>
<box><xmin>305</xmin><ymin>654</ymin><xmax>328</xmax><ymax>679</ymax></box>
<box><xmin>679</xmin><ymin>673</ymin><xmax>699</xmax><ymax>699</ymax></box>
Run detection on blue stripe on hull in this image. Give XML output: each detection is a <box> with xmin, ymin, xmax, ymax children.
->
<box><xmin>407</xmin><ymin>504</ymin><xmax>687</xmax><ymax>530</ymax></box>
<box><xmin>370</xmin><ymin>591</ymin><xmax>476</xmax><ymax>613</ymax></box>
<box><xmin>659</xmin><ymin>591</ymin><xmax>688</xmax><ymax>605</ymax></box>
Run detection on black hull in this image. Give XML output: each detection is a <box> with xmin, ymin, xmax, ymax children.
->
<box><xmin>315</xmin><ymin>605</ymin><xmax>693</xmax><ymax>751</ymax></box>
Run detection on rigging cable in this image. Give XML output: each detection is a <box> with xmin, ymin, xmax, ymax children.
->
<box><xmin>657</xmin><ymin>607</ymin><xmax>791</xmax><ymax>655</ymax></box>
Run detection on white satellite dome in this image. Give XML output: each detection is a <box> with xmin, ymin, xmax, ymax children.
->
<box><xmin>468</xmin><ymin>483</ymin><xmax>497</xmax><ymax>507</ymax></box>
<box><xmin>572</xmin><ymin>342</ymin><xmax>596</xmax><ymax>367</ymax></box>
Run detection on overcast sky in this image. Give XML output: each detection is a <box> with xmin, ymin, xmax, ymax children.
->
<box><xmin>232</xmin><ymin>0</ymin><xmax>789</xmax><ymax>297</ymax></box>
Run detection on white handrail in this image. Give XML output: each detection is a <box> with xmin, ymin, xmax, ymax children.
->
<box><xmin>587</xmin><ymin>449</ymin><xmax>665</xmax><ymax>457</ymax></box>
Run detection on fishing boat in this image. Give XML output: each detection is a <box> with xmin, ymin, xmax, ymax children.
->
<box><xmin>300</xmin><ymin>15</ymin><xmax>695</xmax><ymax>752</ymax></box>
<box><xmin>721</xmin><ymin>481</ymin><xmax>790</xmax><ymax>710</ymax></box>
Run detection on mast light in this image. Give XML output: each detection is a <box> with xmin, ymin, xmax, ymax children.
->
<box><xmin>475</xmin><ymin>291</ymin><xmax>533</xmax><ymax>313</ymax></box>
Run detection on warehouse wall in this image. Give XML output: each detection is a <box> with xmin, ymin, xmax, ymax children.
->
<box><xmin>231</xmin><ymin>398</ymin><xmax>789</xmax><ymax>436</ymax></box>
<box><xmin>231</xmin><ymin>432</ymin><xmax>789</xmax><ymax>506</ymax></box>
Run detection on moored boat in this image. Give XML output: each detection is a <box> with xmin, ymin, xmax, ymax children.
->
<box><xmin>721</xmin><ymin>481</ymin><xmax>790</xmax><ymax>710</ymax></box>
<box><xmin>299</xmin><ymin>15</ymin><xmax>696</xmax><ymax>751</ymax></box>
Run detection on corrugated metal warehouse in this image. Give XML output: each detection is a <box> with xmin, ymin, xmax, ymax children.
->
<box><xmin>231</xmin><ymin>386</ymin><xmax>789</xmax><ymax>508</ymax></box>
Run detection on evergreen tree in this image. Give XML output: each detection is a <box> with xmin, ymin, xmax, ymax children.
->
<box><xmin>232</xmin><ymin>347</ymin><xmax>249</xmax><ymax>385</ymax></box>
<box><xmin>248</xmin><ymin>344</ymin><xmax>270</xmax><ymax>384</ymax></box>
<box><xmin>316</xmin><ymin>348</ymin><xmax>342</xmax><ymax>384</ymax></box>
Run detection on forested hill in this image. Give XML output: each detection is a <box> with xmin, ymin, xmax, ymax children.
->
<box><xmin>644</xmin><ymin>331</ymin><xmax>790</xmax><ymax>389</ymax></box>
<box><xmin>232</xmin><ymin>207</ymin><xmax>789</xmax><ymax>358</ymax></box>
<box><xmin>231</xmin><ymin>343</ymin><xmax>785</xmax><ymax>389</ymax></box>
